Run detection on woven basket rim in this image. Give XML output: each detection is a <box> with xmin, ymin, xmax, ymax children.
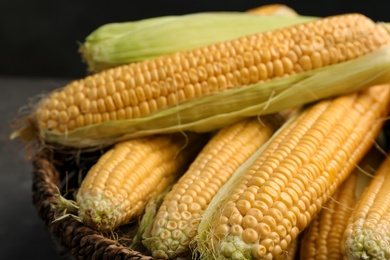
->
<box><xmin>31</xmin><ymin>146</ymin><xmax>153</xmax><ymax>260</ymax></box>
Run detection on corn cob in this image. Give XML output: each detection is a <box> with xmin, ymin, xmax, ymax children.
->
<box><xmin>18</xmin><ymin>13</ymin><xmax>390</xmax><ymax>148</ymax></box>
<box><xmin>76</xmin><ymin>132</ymin><xmax>208</xmax><ymax>232</ymax></box>
<box><xmin>80</xmin><ymin>12</ymin><xmax>315</xmax><ymax>71</ymax></box>
<box><xmin>343</xmin><ymin>150</ymin><xmax>390</xmax><ymax>259</ymax></box>
<box><xmin>143</xmin><ymin>113</ymin><xmax>287</xmax><ymax>259</ymax></box>
<box><xmin>300</xmin><ymin>146</ymin><xmax>384</xmax><ymax>260</ymax></box>
<box><xmin>195</xmin><ymin>84</ymin><xmax>390</xmax><ymax>260</ymax></box>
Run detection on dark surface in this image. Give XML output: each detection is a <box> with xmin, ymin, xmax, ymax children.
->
<box><xmin>0</xmin><ymin>77</ymin><xmax>71</xmax><ymax>260</ymax></box>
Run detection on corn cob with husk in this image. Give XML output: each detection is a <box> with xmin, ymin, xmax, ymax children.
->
<box><xmin>195</xmin><ymin>84</ymin><xmax>390</xmax><ymax>260</ymax></box>
<box><xmin>72</xmin><ymin>132</ymin><xmax>208</xmax><ymax>232</ymax></box>
<box><xmin>11</xmin><ymin>13</ymin><xmax>390</xmax><ymax>149</ymax></box>
<box><xmin>342</xmin><ymin>149</ymin><xmax>390</xmax><ymax>259</ymax></box>
<box><xmin>142</xmin><ymin>112</ymin><xmax>288</xmax><ymax>259</ymax></box>
<box><xmin>80</xmin><ymin>8</ymin><xmax>310</xmax><ymax>72</ymax></box>
<box><xmin>299</xmin><ymin>145</ymin><xmax>385</xmax><ymax>260</ymax></box>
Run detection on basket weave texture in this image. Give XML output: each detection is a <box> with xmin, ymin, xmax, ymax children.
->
<box><xmin>32</xmin><ymin>147</ymin><xmax>153</xmax><ymax>260</ymax></box>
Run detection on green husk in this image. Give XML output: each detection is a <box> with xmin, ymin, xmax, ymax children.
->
<box><xmin>80</xmin><ymin>12</ymin><xmax>318</xmax><ymax>71</ymax></box>
<box><xmin>41</xmin><ymin>43</ymin><xmax>390</xmax><ymax>148</ymax></box>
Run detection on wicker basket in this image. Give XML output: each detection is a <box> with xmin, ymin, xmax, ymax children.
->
<box><xmin>32</xmin><ymin>146</ymin><xmax>153</xmax><ymax>260</ymax></box>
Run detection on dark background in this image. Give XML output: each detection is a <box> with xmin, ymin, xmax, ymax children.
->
<box><xmin>1</xmin><ymin>1</ymin><xmax>389</xmax><ymax>259</ymax></box>
<box><xmin>1</xmin><ymin>0</ymin><xmax>390</xmax><ymax>79</ymax></box>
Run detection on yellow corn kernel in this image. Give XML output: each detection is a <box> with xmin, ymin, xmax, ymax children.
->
<box><xmin>196</xmin><ymin>84</ymin><xmax>390</xmax><ymax>260</ymax></box>
<box><xmin>143</xmin><ymin>114</ymin><xmax>286</xmax><ymax>259</ymax></box>
<box><xmin>76</xmin><ymin>132</ymin><xmax>207</xmax><ymax>232</ymax></box>
<box><xmin>27</xmin><ymin>13</ymin><xmax>390</xmax><ymax>148</ymax></box>
<box><xmin>343</xmin><ymin>151</ymin><xmax>390</xmax><ymax>259</ymax></box>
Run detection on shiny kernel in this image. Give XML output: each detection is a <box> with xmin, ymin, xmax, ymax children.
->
<box><xmin>265</xmin><ymin>62</ymin><xmax>274</xmax><ymax>78</ymax></box>
<box><xmin>75</xmin><ymin>115</ymin><xmax>85</xmax><ymax>127</ymax></box>
<box><xmin>180</xmin><ymin>195</ymin><xmax>193</xmax><ymax>205</ymax></box>
<box><xmin>195</xmin><ymin>196</ymin><xmax>207</xmax><ymax>209</ymax></box>
<box><xmin>310</xmin><ymin>51</ymin><xmax>323</xmax><ymax>69</ymax></box>
<box><xmin>93</xmin><ymin>114</ymin><xmax>102</xmax><ymax>124</ymax></box>
<box><xmin>252</xmin><ymin>200</ymin><xmax>269</xmax><ymax>212</ymax></box>
<box><xmin>115</xmin><ymin>109</ymin><xmax>125</xmax><ymax>120</ymax></box>
<box><xmin>105</xmin><ymin>96</ymin><xmax>116</xmax><ymax>112</ymax></box>
<box><xmin>222</xmin><ymin>204</ymin><xmax>239</xmax><ymax>218</ymax></box>
<box><xmin>166</xmin><ymin>221</ymin><xmax>178</xmax><ymax>231</ymax></box>
<box><xmin>180</xmin><ymin>211</ymin><xmax>191</xmax><ymax>221</ymax></box>
<box><xmin>299</xmin><ymin>55</ymin><xmax>312</xmax><ymax>71</ymax></box>
<box><xmin>139</xmin><ymin>101</ymin><xmax>150</xmax><ymax>116</ymax></box>
<box><xmin>217</xmin><ymin>74</ymin><xmax>228</xmax><ymax>90</ymax></box>
<box><xmin>242</xmin><ymin>228</ymin><xmax>258</xmax><ymax>243</ymax></box>
<box><xmin>97</xmin><ymin>99</ymin><xmax>106</xmax><ymax>113</ymax></box>
<box><xmin>219</xmin><ymin>58</ymin><xmax>231</xmax><ymax>74</ymax></box>
<box><xmin>214</xmin><ymin>224</ymin><xmax>230</xmax><ymax>238</ymax></box>
<box><xmin>188</xmin><ymin>219</ymin><xmax>200</xmax><ymax>229</ymax></box>
<box><xmin>230</xmin><ymin>224</ymin><xmax>243</xmax><ymax>236</ymax></box>
<box><xmin>257</xmin><ymin>63</ymin><xmax>268</xmax><ymax>80</ymax></box>
<box><xmin>248</xmin><ymin>65</ymin><xmax>259</xmax><ymax>83</ymax></box>
<box><xmin>229</xmin><ymin>212</ymin><xmax>243</xmax><ymax>226</ymax></box>
<box><xmin>208</xmin><ymin>76</ymin><xmax>219</xmax><ymax>92</ymax></box>
<box><xmin>273</xmin><ymin>245</ymin><xmax>283</xmax><ymax>257</ymax></box>
<box><xmin>259</xmin><ymin>47</ymin><xmax>271</xmax><ymax>62</ymax></box>
<box><xmin>239</xmin><ymin>67</ymin><xmax>251</xmax><ymax>85</ymax></box>
<box><xmin>58</xmin><ymin>111</ymin><xmax>69</xmax><ymax>123</ymax></box>
<box><xmin>134</xmin><ymin>73</ymin><xmax>145</xmax><ymax>86</ymax></box>
<box><xmin>68</xmin><ymin>105</ymin><xmax>80</xmax><ymax>119</ymax></box>
<box><xmin>167</xmin><ymin>93</ymin><xmax>177</xmax><ymax>106</ymax></box>
<box><xmin>262</xmin><ymin>215</ymin><xmax>277</xmax><ymax>229</ymax></box>
<box><xmin>105</xmin><ymin>82</ymin><xmax>116</xmax><ymax>95</ymax></box>
<box><xmin>58</xmin><ymin>123</ymin><xmax>67</xmax><ymax>132</ymax></box>
<box><xmin>183</xmin><ymin>84</ymin><xmax>195</xmax><ymax>99</ymax></box>
<box><xmin>189</xmin><ymin>202</ymin><xmax>201</xmax><ymax>213</ymax></box>
<box><xmin>111</xmin><ymin>92</ymin><xmax>124</xmax><ymax>109</ymax></box>
<box><xmin>328</xmin><ymin>47</ymin><xmax>340</xmax><ymax>64</ymax></box>
<box><xmin>197</xmin><ymin>66</ymin><xmax>208</xmax><ymax>81</ymax></box>
<box><xmin>97</xmin><ymin>85</ymin><xmax>107</xmax><ymax>99</ymax></box>
<box><xmin>286</xmin><ymin>50</ymin><xmax>298</xmax><ymax>64</ymax></box>
<box><xmin>273</xmin><ymin>59</ymin><xmax>284</xmax><ymax>77</ymax></box>
<box><xmin>156</xmin><ymin>96</ymin><xmax>167</xmax><ymax>109</ymax></box>
<box><xmin>246</xmin><ymin>208</ymin><xmax>263</xmax><ymax>222</ymax></box>
<box><xmin>261</xmin><ymin>238</ymin><xmax>275</xmax><ymax>252</ymax></box>
<box><xmin>268</xmin><ymin>208</ymin><xmax>284</xmax><ymax>223</ymax></box>
<box><xmin>170</xmin><ymin>212</ymin><xmax>181</xmax><ymax>221</ymax></box>
<box><xmin>102</xmin><ymin>112</ymin><xmax>110</xmax><ymax>122</ymax></box>
<box><xmin>275</xmin><ymin>224</ymin><xmax>288</xmax><ymax>239</ymax></box>
<box><xmin>171</xmin><ymin>230</ymin><xmax>182</xmax><ymax>241</ymax></box>
<box><xmin>177</xmin><ymin>220</ymin><xmax>188</xmax><ymax>231</ymax></box>
<box><xmin>242</xmin><ymin>215</ymin><xmax>258</xmax><ymax>229</ymax></box>
<box><xmin>159</xmin><ymin>230</ymin><xmax>171</xmax><ymax>239</ymax></box>
<box><xmin>240</xmin><ymin>191</ymin><xmax>255</xmax><ymax>202</ymax></box>
<box><xmin>256</xmin><ymin>222</ymin><xmax>271</xmax><ymax>238</ymax></box>
<box><xmin>253</xmin><ymin>244</ymin><xmax>267</xmax><ymax>259</ymax></box>
<box><xmin>236</xmin><ymin>200</ymin><xmax>251</xmax><ymax>215</ymax></box>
